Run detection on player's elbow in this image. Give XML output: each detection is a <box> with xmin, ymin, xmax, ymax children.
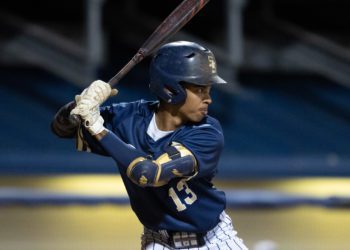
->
<box><xmin>127</xmin><ymin>158</ymin><xmax>165</xmax><ymax>187</ymax></box>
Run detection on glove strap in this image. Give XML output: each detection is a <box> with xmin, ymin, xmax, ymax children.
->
<box><xmin>86</xmin><ymin>116</ymin><xmax>105</xmax><ymax>135</ymax></box>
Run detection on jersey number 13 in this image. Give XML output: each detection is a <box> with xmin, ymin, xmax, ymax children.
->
<box><xmin>169</xmin><ymin>180</ymin><xmax>197</xmax><ymax>211</ymax></box>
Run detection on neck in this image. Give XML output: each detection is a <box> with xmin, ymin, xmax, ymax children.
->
<box><xmin>155</xmin><ymin>103</ymin><xmax>185</xmax><ymax>131</ymax></box>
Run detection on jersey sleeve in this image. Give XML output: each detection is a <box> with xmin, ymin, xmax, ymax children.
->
<box><xmin>176</xmin><ymin>119</ymin><xmax>224</xmax><ymax>178</ymax></box>
<box><xmin>75</xmin><ymin>101</ymin><xmax>141</xmax><ymax>155</ymax></box>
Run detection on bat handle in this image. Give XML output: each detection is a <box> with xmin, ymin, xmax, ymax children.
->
<box><xmin>108</xmin><ymin>49</ymin><xmax>147</xmax><ymax>86</ymax></box>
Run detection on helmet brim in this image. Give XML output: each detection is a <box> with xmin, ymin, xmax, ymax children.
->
<box><xmin>211</xmin><ymin>74</ymin><xmax>227</xmax><ymax>84</ymax></box>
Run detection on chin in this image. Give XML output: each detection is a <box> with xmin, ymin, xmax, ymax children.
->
<box><xmin>189</xmin><ymin>115</ymin><xmax>205</xmax><ymax>123</ymax></box>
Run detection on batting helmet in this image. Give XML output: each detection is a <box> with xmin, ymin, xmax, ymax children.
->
<box><xmin>149</xmin><ymin>41</ymin><xmax>226</xmax><ymax>104</ymax></box>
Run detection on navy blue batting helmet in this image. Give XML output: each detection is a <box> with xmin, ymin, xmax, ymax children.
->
<box><xmin>149</xmin><ymin>41</ymin><xmax>226</xmax><ymax>104</ymax></box>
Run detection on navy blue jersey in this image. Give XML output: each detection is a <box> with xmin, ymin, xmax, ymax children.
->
<box><xmin>79</xmin><ymin>100</ymin><xmax>226</xmax><ymax>232</ymax></box>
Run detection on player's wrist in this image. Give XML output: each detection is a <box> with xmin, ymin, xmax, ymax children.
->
<box><xmin>85</xmin><ymin>115</ymin><xmax>105</xmax><ymax>135</ymax></box>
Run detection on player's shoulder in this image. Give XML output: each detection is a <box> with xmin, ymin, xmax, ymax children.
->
<box><xmin>175</xmin><ymin>116</ymin><xmax>225</xmax><ymax>165</ymax></box>
<box><xmin>109</xmin><ymin>99</ymin><xmax>158</xmax><ymax>116</ymax></box>
<box><xmin>136</xmin><ymin>99</ymin><xmax>159</xmax><ymax>116</ymax></box>
<box><xmin>190</xmin><ymin>115</ymin><xmax>223</xmax><ymax>134</ymax></box>
<box><xmin>176</xmin><ymin>116</ymin><xmax>224</xmax><ymax>144</ymax></box>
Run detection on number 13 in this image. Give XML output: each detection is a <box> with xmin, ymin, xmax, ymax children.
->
<box><xmin>169</xmin><ymin>180</ymin><xmax>197</xmax><ymax>211</ymax></box>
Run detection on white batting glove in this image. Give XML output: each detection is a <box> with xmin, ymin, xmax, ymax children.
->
<box><xmin>70</xmin><ymin>99</ymin><xmax>105</xmax><ymax>135</ymax></box>
<box><xmin>85</xmin><ymin>114</ymin><xmax>105</xmax><ymax>135</ymax></box>
<box><xmin>75</xmin><ymin>80</ymin><xmax>118</xmax><ymax>106</ymax></box>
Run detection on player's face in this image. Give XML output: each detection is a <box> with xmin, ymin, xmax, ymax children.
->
<box><xmin>178</xmin><ymin>83</ymin><xmax>212</xmax><ymax>123</ymax></box>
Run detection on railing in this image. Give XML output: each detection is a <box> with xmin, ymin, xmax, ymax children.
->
<box><xmin>244</xmin><ymin>16</ymin><xmax>350</xmax><ymax>88</ymax></box>
<box><xmin>0</xmin><ymin>0</ymin><xmax>105</xmax><ymax>87</ymax></box>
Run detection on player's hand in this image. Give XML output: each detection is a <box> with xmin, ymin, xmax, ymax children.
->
<box><xmin>70</xmin><ymin>99</ymin><xmax>105</xmax><ymax>135</ymax></box>
<box><xmin>75</xmin><ymin>80</ymin><xmax>118</xmax><ymax>106</ymax></box>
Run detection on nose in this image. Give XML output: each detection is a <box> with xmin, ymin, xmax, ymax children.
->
<box><xmin>203</xmin><ymin>93</ymin><xmax>212</xmax><ymax>105</ymax></box>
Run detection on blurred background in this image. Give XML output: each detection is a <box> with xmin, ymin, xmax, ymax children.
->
<box><xmin>0</xmin><ymin>0</ymin><xmax>350</xmax><ymax>249</ymax></box>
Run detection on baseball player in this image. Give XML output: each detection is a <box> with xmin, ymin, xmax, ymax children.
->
<box><xmin>51</xmin><ymin>41</ymin><xmax>248</xmax><ymax>250</ymax></box>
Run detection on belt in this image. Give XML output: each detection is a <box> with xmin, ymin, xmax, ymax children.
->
<box><xmin>168</xmin><ymin>231</ymin><xmax>206</xmax><ymax>249</ymax></box>
<box><xmin>150</xmin><ymin>229</ymin><xmax>206</xmax><ymax>249</ymax></box>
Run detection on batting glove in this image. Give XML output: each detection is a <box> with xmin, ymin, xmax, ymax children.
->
<box><xmin>70</xmin><ymin>98</ymin><xmax>105</xmax><ymax>135</ymax></box>
<box><xmin>75</xmin><ymin>80</ymin><xmax>118</xmax><ymax>106</ymax></box>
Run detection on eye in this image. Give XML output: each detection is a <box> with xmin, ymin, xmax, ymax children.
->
<box><xmin>193</xmin><ymin>87</ymin><xmax>206</xmax><ymax>95</ymax></box>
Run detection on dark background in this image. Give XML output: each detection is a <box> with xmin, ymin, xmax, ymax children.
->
<box><xmin>1</xmin><ymin>0</ymin><xmax>350</xmax><ymax>178</ymax></box>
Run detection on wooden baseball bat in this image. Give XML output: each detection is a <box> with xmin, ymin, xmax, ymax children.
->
<box><xmin>108</xmin><ymin>0</ymin><xmax>210</xmax><ymax>86</ymax></box>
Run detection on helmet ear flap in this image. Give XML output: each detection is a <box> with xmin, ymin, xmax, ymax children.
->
<box><xmin>156</xmin><ymin>83</ymin><xmax>187</xmax><ymax>104</ymax></box>
<box><xmin>149</xmin><ymin>80</ymin><xmax>187</xmax><ymax>104</ymax></box>
<box><xmin>164</xmin><ymin>83</ymin><xmax>187</xmax><ymax>104</ymax></box>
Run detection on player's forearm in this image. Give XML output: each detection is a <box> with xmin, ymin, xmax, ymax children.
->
<box><xmin>94</xmin><ymin>129</ymin><xmax>108</xmax><ymax>141</ymax></box>
<box><xmin>96</xmin><ymin>130</ymin><xmax>148</xmax><ymax>171</ymax></box>
<box><xmin>95</xmin><ymin>130</ymin><xmax>197</xmax><ymax>187</ymax></box>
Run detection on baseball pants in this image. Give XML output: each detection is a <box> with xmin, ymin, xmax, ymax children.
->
<box><xmin>141</xmin><ymin>211</ymin><xmax>248</xmax><ymax>250</ymax></box>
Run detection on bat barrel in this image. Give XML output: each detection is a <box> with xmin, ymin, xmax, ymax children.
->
<box><xmin>108</xmin><ymin>0</ymin><xmax>210</xmax><ymax>87</ymax></box>
<box><xmin>141</xmin><ymin>0</ymin><xmax>210</xmax><ymax>56</ymax></box>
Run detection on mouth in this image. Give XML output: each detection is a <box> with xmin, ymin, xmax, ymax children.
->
<box><xmin>199</xmin><ymin>108</ymin><xmax>208</xmax><ymax>115</ymax></box>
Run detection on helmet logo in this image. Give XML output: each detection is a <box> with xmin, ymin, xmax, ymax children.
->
<box><xmin>208</xmin><ymin>55</ymin><xmax>217</xmax><ymax>73</ymax></box>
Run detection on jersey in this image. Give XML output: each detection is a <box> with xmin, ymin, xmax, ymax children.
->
<box><xmin>79</xmin><ymin>100</ymin><xmax>226</xmax><ymax>233</ymax></box>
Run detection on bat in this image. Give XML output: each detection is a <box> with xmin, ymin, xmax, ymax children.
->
<box><xmin>108</xmin><ymin>0</ymin><xmax>210</xmax><ymax>86</ymax></box>
<box><xmin>70</xmin><ymin>0</ymin><xmax>210</xmax><ymax>123</ymax></box>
